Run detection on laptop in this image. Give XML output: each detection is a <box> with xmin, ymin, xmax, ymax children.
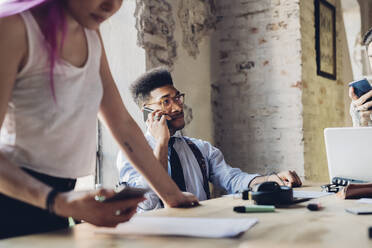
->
<box><xmin>324</xmin><ymin>127</ymin><xmax>372</xmax><ymax>183</ymax></box>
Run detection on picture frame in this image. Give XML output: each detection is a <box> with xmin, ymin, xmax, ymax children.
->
<box><xmin>315</xmin><ymin>0</ymin><xmax>336</xmax><ymax>80</ymax></box>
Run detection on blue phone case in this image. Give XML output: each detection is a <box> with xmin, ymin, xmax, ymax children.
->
<box><xmin>349</xmin><ymin>78</ymin><xmax>372</xmax><ymax>98</ymax></box>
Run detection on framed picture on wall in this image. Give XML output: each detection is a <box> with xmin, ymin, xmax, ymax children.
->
<box><xmin>315</xmin><ymin>0</ymin><xmax>336</xmax><ymax>80</ymax></box>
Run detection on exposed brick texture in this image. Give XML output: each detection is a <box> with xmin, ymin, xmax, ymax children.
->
<box><xmin>178</xmin><ymin>0</ymin><xmax>217</xmax><ymax>58</ymax></box>
<box><xmin>135</xmin><ymin>0</ymin><xmax>177</xmax><ymax>69</ymax></box>
<box><xmin>211</xmin><ymin>0</ymin><xmax>304</xmax><ymax>177</ymax></box>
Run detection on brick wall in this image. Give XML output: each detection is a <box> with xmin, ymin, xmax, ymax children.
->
<box><xmin>211</xmin><ymin>0</ymin><xmax>305</xmax><ymax>177</ymax></box>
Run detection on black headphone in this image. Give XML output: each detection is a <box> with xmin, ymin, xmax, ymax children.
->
<box><xmin>243</xmin><ymin>181</ymin><xmax>293</xmax><ymax>205</ymax></box>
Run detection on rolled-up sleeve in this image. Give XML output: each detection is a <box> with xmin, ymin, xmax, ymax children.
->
<box><xmin>350</xmin><ymin>103</ymin><xmax>362</xmax><ymax>127</ymax></box>
<box><xmin>191</xmin><ymin>138</ymin><xmax>260</xmax><ymax>194</ymax></box>
<box><xmin>350</xmin><ymin>103</ymin><xmax>372</xmax><ymax>126</ymax></box>
<box><xmin>116</xmin><ymin>151</ymin><xmax>162</xmax><ymax>212</ymax></box>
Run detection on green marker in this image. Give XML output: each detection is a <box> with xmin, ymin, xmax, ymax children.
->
<box><xmin>233</xmin><ymin>205</ymin><xmax>275</xmax><ymax>213</ymax></box>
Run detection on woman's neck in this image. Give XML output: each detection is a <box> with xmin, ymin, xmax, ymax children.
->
<box><xmin>63</xmin><ymin>8</ymin><xmax>83</xmax><ymax>34</ymax></box>
<box><xmin>31</xmin><ymin>4</ymin><xmax>82</xmax><ymax>35</ymax></box>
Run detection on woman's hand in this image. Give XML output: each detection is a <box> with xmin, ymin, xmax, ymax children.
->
<box><xmin>349</xmin><ymin>87</ymin><xmax>372</xmax><ymax>126</ymax></box>
<box><xmin>54</xmin><ymin>188</ymin><xmax>145</xmax><ymax>227</ymax></box>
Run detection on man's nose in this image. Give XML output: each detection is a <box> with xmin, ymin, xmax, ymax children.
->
<box><xmin>170</xmin><ymin>101</ymin><xmax>183</xmax><ymax>112</ymax></box>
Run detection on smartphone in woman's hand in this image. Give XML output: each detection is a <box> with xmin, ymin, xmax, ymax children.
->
<box><xmin>349</xmin><ymin>78</ymin><xmax>372</xmax><ymax>98</ymax></box>
<box><xmin>103</xmin><ymin>187</ymin><xmax>148</xmax><ymax>203</ymax></box>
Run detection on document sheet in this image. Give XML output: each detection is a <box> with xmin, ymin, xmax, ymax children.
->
<box><xmin>357</xmin><ymin>198</ymin><xmax>372</xmax><ymax>204</ymax></box>
<box><xmin>293</xmin><ymin>190</ymin><xmax>334</xmax><ymax>199</ymax></box>
<box><xmin>97</xmin><ymin>217</ymin><xmax>258</xmax><ymax>238</ymax></box>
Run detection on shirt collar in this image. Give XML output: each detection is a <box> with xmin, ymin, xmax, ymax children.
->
<box><xmin>145</xmin><ymin>130</ymin><xmax>183</xmax><ymax>145</ymax></box>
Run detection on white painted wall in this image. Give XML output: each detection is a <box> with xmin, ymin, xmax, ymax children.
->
<box><xmin>171</xmin><ymin>1</ymin><xmax>214</xmax><ymax>144</ymax></box>
<box><xmin>100</xmin><ymin>0</ymin><xmax>146</xmax><ymax>188</ymax></box>
<box><xmin>341</xmin><ymin>0</ymin><xmax>363</xmax><ymax>80</ymax></box>
<box><xmin>76</xmin><ymin>0</ymin><xmax>146</xmax><ymax>190</ymax></box>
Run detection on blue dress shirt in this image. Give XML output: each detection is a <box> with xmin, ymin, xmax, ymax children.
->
<box><xmin>116</xmin><ymin>131</ymin><xmax>260</xmax><ymax>211</ymax></box>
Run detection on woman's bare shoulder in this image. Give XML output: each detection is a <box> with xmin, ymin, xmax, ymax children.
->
<box><xmin>0</xmin><ymin>14</ymin><xmax>27</xmax><ymax>49</ymax></box>
<box><xmin>0</xmin><ymin>14</ymin><xmax>27</xmax><ymax>66</ymax></box>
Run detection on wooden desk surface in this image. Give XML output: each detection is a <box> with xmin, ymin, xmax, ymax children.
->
<box><xmin>2</xmin><ymin>184</ymin><xmax>372</xmax><ymax>248</ymax></box>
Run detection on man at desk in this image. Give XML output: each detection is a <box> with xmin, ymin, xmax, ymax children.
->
<box><xmin>117</xmin><ymin>67</ymin><xmax>302</xmax><ymax>211</ymax></box>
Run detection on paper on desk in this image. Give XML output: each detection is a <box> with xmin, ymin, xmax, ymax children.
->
<box><xmin>357</xmin><ymin>198</ymin><xmax>372</xmax><ymax>204</ymax></box>
<box><xmin>96</xmin><ymin>217</ymin><xmax>258</xmax><ymax>238</ymax></box>
<box><xmin>293</xmin><ymin>190</ymin><xmax>334</xmax><ymax>199</ymax></box>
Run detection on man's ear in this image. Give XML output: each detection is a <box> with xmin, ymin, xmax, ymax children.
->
<box><xmin>140</xmin><ymin>103</ymin><xmax>148</xmax><ymax>112</ymax></box>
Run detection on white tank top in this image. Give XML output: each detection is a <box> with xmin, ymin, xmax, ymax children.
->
<box><xmin>0</xmin><ymin>11</ymin><xmax>103</xmax><ymax>178</ymax></box>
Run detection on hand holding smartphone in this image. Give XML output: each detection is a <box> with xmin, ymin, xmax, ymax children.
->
<box><xmin>349</xmin><ymin>78</ymin><xmax>372</xmax><ymax>110</ymax></box>
<box><xmin>143</xmin><ymin>106</ymin><xmax>154</xmax><ymax>122</ymax></box>
<box><xmin>103</xmin><ymin>187</ymin><xmax>148</xmax><ymax>203</ymax></box>
<box><xmin>349</xmin><ymin>78</ymin><xmax>372</xmax><ymax>98</ymax></box>
<box><xmin>143</xmin><ymin>106</ymin><xmax>170</xmax><ymax>127</ymax></box>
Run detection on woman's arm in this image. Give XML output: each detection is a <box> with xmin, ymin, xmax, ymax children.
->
<box><xmin>0</xmin><ymin>15</ymin><xmax>52</xmax><ymax>209</ymax></box>
<box><xmin>0</xmin><ymin>16</ymin><xmax>142</xmax><ymax>227</ymax></box>
<box><xmin>97</xmin><ymin>32</ymin><xmax>198</xmax><ymax>207</ymax></box>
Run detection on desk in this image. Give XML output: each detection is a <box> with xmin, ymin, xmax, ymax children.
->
<box><xmin>2</xmin><ymin>185</ymin><xmax>372</xmax><ymax>248</ymax></box>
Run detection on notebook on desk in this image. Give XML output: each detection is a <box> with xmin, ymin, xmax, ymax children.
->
<box><xmin>324</xmin><ymin>127</ymin><xmax>372</xmax><ymax>183</ymax></box>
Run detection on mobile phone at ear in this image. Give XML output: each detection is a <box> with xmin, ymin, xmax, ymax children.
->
<box><xmin>349</xmin><ymin>78</ymin><xmax>372</xmax><ymax>98</ymax></box>
<box><xmin>143</xmin><ymin>107</ymin><xmax>154</xmax><ymax>122</ymax></box>
<box><xmin>143</xmin><ymin>107</ymin><xmax>171</xmax><ymax>127</ymax></box>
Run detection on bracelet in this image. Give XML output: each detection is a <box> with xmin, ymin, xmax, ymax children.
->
<box><xmin>46</xmin><ymin>188</ymin><xmax>59</xmax><ymax>215</ymax></box>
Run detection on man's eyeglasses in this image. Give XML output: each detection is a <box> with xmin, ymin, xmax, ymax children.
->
<box><xmin>145</xmin><ymin>93</ymin><xmax>185</xmax><ymax>110</ymax></box>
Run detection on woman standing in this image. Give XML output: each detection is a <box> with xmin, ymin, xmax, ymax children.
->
<box><xmin>0</xmin><ymin>0</ymin><xmax>197</xmax><ymax>239</ymax></box>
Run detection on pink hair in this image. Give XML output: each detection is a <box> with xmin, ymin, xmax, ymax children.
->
<box><xmin>0</xmin><ymin>0</ymin><xmax>67</xmax><ymax>101</ymax></box>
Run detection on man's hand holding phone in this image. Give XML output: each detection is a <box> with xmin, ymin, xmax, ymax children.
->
<box><xmin>145</xmin><ymin>108</ymin><xmax>172</xmax><ymax>144</ymax></box>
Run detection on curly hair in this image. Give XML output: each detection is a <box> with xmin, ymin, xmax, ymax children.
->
<box><xmin>130</xmin><ymin>67</ymin><xmax>174</xmax><ymax>107</ymax></box>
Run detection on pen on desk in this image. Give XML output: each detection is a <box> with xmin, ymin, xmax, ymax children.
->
<box><xmin>233</xmin><ymin>205</ymin><xmax>275</xmax><ymax>213</ymax></box>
